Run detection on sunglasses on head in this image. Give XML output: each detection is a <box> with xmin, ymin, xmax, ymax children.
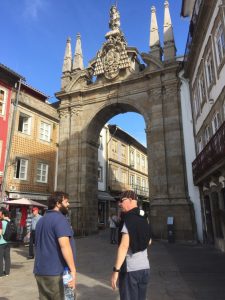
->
<box><xmin>119</xmin><ymin>198</ymin><xmax>129</xmax><ymax>203</ymax></box>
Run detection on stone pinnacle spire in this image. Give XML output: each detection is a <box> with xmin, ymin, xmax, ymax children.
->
<box><xmin>163</xmin><ymin>0</ymin><xmax>176</xmax><ymax>60</ymax></box>
<box><xmin>149</xmin><ymin>5</ymin><xmax>162</xmax><ymax>60</ymax></box>
<box><xmin>62</xmin><ymin>37</ymin><xmax>72</xmax><ymax>73</ymax></box>
<box><xmin>72</xmin><ymin>33</ymin><xmax>84</xmax><ymax>71</ymax></box>
<box><xmin>150</xmin><ymin>6</ymin><xmax>160</xmax><ymax>49</ymax></box>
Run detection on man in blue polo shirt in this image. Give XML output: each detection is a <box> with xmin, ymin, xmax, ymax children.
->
<box><xmin>34</xmin><ymin>191</ymin><xmax>76</xmax><ymax>300</ymax></box>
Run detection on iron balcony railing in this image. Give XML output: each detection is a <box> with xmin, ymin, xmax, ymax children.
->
<box><xmin>183</xmin><ymin>0</ymin><xmax>203</xmax><ymax>63</ymax></box>
<box><xmin>109</xmin><ymin>179</ymin><xmax>149</xmax><ymax>198</ymax></box>
<box><xmin>192</xmin><ymin>121</ymin><xmax>225</xmax><ymax>182</ymax></box>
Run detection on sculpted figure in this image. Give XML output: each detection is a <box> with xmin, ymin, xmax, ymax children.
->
<box><xmin>109</xmin><ymin>5</ymin><xmax>120</xmax><ymax>30</ymax></box>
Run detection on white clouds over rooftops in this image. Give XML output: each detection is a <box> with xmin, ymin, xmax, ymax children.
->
<box><xmin>23</xmin><ymin>0</ymin><xmax>46</xmax><ymax>19</ymax></box>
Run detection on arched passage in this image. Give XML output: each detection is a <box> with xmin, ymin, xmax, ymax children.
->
<box><xmin>56</xmin><ymin>4</ymin><xmax>195</xmax><ymax>239</ymax></box>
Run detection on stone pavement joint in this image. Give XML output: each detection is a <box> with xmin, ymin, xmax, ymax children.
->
<box><xmin>0</xmin><ymin>230</ymin><xmax>225</xmax><ymax>300</ymax></box>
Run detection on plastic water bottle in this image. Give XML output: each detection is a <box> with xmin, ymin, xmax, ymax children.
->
<box><xmin>63</xmin><ymin>267</ymin><xmax>75</xmax><ymax>300</ymax></box>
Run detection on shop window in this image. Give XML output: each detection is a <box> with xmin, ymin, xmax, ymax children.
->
<box><xmin>37</xmin><ymin>162</ymin><xmax>48</xmax><ymax>183</ymax></box>
<box><xmin>18</xmin><ymin>113</ymin><xmax>31</xmax><ymax>134</ymax></box>
<box><xmin>14</xmin><ymin>158</ymin><xmax>28</xmax><ymax>180</ymax></box>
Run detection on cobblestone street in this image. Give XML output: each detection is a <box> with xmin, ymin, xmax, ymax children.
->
<box><xmin>1</xmin><ymin>230</ymin><xmax>225</xmax><ymax>300</ymax></box>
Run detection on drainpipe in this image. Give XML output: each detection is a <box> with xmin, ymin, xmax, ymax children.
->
<box><xmin>1</xmin><ymin>78</ymin><xmax>22</xmax><ymax>201</ymax></box>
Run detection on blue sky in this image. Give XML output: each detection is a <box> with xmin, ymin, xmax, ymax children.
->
<box><xmin>1</xmin><ymin>0</ymin><xmax>190</xmax><ymax>146</ymax></box>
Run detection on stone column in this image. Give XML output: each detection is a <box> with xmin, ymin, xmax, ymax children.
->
<box><xmin>79</xmin><ymin>138</ymin><xmax>99</xmax><ymax>235</ymax></box>
<box><xmin>57</xmin><ymin>107</ymin><xmax>70</xmax><ymax>191</ymax></box>
<box><xmin>149</xmin><ymin>77</ymin><xmax>195</xmax><ymax>240</ymax></box>
<box><xmin>146</xmin><ymin>88</ymin><xmax>169</xmax><ymax>201</ymax></box>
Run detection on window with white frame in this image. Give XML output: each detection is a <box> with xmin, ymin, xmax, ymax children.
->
<box><xmin>14</xmin><ymin>158</ymin><xmax>28</xmax><ymax>180</ymax></box>
<box><xmin>199</xmin><ymin>73</ymin><xmax>206</xmax><ymax>104</ymax></box>
<box><xmin>212</xmin><ymin>112</ymin><xmax>221</xmax><ymax>134</ymax></box>
<box><xmin>137</xmin><ymin>153</ymin><xmax>140</xmax><ymax>166</ymax></box>
<box><xmin>204</xmin><ymin>126</ymin><xmax>211</xmax><ymax>144</ymax></box>
<box><xmin>40</xmin><ymin>121</ymin><xmax>51</xmax><ymax>142</ymax></box>
<box><xmin>121</xmin><ymin>144</ymin><xmax>126</xmax><ymax>158</ymax></box>
<box><xmin>112</xmin><ymin>168</ymin><xmax>118</xmax><ymax>181</ymax></box>
<box><xmin>193</xmin><ymin>89</ymin><xmax>200</xmax><ymax>117</ymax></box>
<box><xmin>37</xmin><ymin>162</ymin><xmax>48</xmax><ymax>183</ymax></box>
<box><xmin>121</xmin><ymin>172</ymin><xmax>126</xmax><ymax>184</ymax></box>
<box><xmin>112</xmin><ymin>140</ymin><xmax>117</xmax><ymax>153</ymax></box>
<box><xmin>141</xmin><ymin>155</ymin><xmax>145</xmax><ymax>170</ymax></box>
<box><xmin>137</xmin><ymin>176</ymin><xmax>141</xmax><ymax>187</ymax></box>
<box><xmin>215</xmin><ymin>23</ymin><xmax>225</xmax><ymax>65</ymax></box>
<box><xmin>130</xmin><ymin>150</ymin><xmax>135</xmax><ymax>166</ymax></box>
<box><xmin>223</xmin><ymin>101</ymin><xmax>225</xmax><ymax>121</ymax></box>
<box><xmin>142</xmin><ymin>178</ymin><xmax>146</xmax><ymax>188</ymax></box>
<box><xmin>18</xmin><ymin>113</ymin><xmax>31</xmax><ymax>134</ymax></box>
<box><xmin>0</xmin><ymin>89</ymin><xmax>6</xmax><ymax>116</ymax></box>
<box><xmin>98</xmin><ymin>165</ymin><xmax>103</xmax><ymax>182</ymax></box>
<box><xmin>198</xmin><ymin>137</ymin><xmax>203</xmax><ymax>153</ymax></box>
<box><xmin>130</xmin><ymin>174</ymin><xmax>135</xmax><ymax>186</ymax></box>
<box><xmin>0</xmin><ymin>141</ymin><xmax>2</xmax><ymax>162</ymax></box>
<box><xmin>205</xmin><ymin>52</ymin><xmax>214</xmax><ymax>87</ymax></box>
<box><xmin>99</xmin><ymin>135</ymin><xmax>103</xmax><ymax>150</ymax></box>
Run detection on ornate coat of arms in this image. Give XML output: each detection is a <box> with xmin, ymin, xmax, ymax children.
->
<box><xmin>94</xmin><ymin>5</ymin><xmax>130</xmax><ymax>80</ymax></box>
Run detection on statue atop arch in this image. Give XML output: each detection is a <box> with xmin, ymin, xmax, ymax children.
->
<box><xmin>109</xmin><ymin>5</ymin><xmax>120</xmax><ymax>31</ymax></box>
<box><xmin>93</xmin><ymin>5</ymin><xmax>131</xmax><ymax>80</ymax></box>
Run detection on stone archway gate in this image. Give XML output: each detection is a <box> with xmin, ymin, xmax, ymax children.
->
<box><xmin>56</xmin><ymin>5</ymin><xmax>195</xmax><ymax>240</ymax></box>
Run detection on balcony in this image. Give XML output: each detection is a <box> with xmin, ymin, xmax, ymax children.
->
<box><xmin>192</xmin><ymin>121</ymin><xmax>225</xmax><ymax>183</ymax></box>
<box><xmin>183</xmin><ymin>0</ymin><xmax>203</xmax><ymax>63</ymax></box>
<box><xmin>109</xmin><ymin>179</ymin><xmax>149</xmax><ymax>198</ymax></box>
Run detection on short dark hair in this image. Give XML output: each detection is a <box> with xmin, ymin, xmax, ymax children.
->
<box><xmin>0</xmin><ymin>208</ymin><xmax>9</xmax><ymax>217</ymax></box>
<box><xmin>120</xmin><ymin>190</ymin><xmax>138</xmax><ymax>201</ymax></box>
<box><xmin>47</xmin><ymin>191</ymin><xmax>69</xmax><ymax>210</ymax></box>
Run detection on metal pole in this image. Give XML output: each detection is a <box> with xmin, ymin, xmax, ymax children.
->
<box><xmin>1</xmin><ymin>78</ymin><xmax>22</xmax><ymax>201</ymax></box>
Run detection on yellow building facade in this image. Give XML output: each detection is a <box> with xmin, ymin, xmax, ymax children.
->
<box><xmin>107</xmin><ymin>125</ymin><xmax>149</xmax><ymax>202</ymax></box>
<box><xmin>5</xmin><ymin>83</ymin><xmax>59</xmax><ymax>203</ymax></box>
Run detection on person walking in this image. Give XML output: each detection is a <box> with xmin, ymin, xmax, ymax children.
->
<box><xmin>27</xmin><ymin>207</ymin><xmax>42</xmax><ymax>259</ymax></box>
<box><xmin>34</xmin><ymin>191</ymin><xmax>76</xmax><ymax>300</ymax></box>
<box><xmin>111</xmin><ymin>190</ymin><xmax>151</xmax><ymax>300</ymax></box>
<box><xmin>108</xmin><ymin>213</ymin><xmax>119</xmax><ymax>244</ymax></box>
<box><xmin>0</xmin><ymin>208</ymin><xmax>11</xmax><ymax>277</ymax></box>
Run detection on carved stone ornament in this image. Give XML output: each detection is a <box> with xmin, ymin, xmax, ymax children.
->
<box><xmin>93</xmin><ymin>6</ymin><xmax>130</xmax><ymax>80</ymax></box>
<box><xmin>59</xmin><ymin>108</ymin><xmax>70</xmax><ymax>119</ymax></box>
<box><xmin>71</xmin><ymin>106</ymin><xmax>83</xmax><ymax>116</ymax></box>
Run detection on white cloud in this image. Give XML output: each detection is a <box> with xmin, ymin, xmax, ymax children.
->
<box><xmin>23</xmin><ymin>0</ymin><xmax>46</xmax><ymax>20</ymax></box>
